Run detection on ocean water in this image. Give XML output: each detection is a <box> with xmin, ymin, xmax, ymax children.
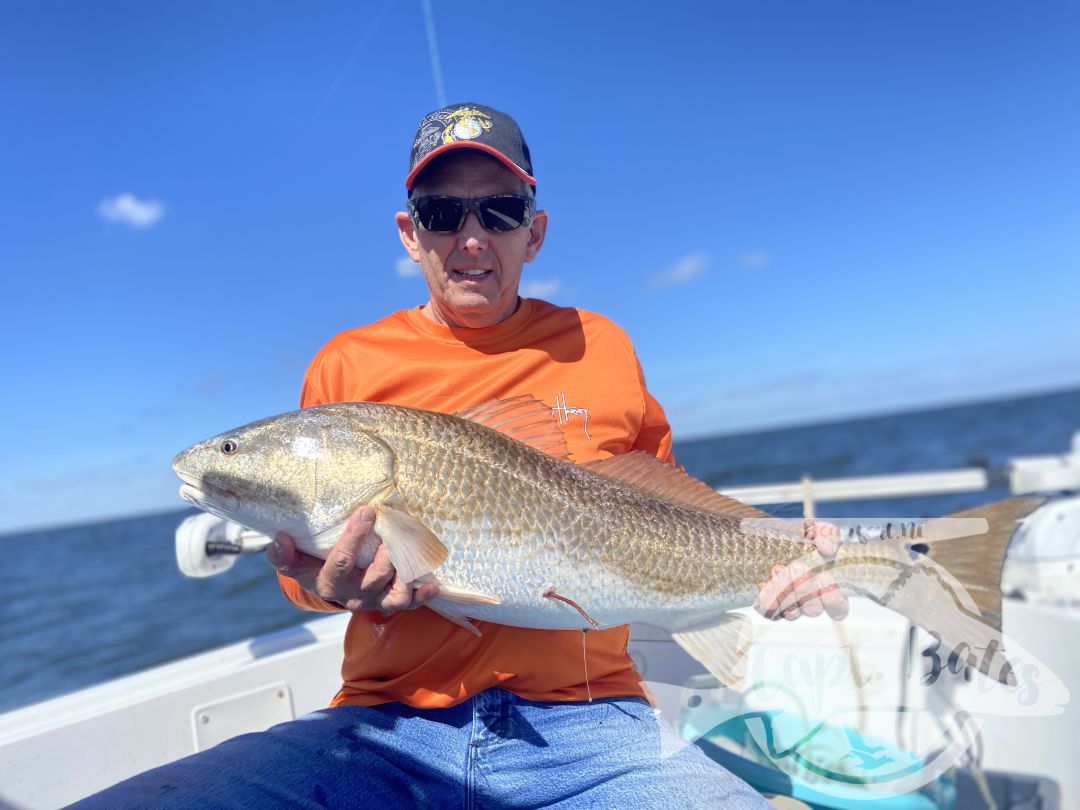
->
<box><xmin>1</xmin><ymin>388</ymin><xmax>1078</xmax><ymax>715</ymax></box>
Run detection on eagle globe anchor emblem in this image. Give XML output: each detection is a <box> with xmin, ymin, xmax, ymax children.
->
<box><xmin>442</xmin><ymin>109</ymin><xmax>493</xmax><ymax>143</ymax></box>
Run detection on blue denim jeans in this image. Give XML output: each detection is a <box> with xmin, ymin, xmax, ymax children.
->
<box><xmin>70</xmin><ymin>690</ymin><xmax>769</xmax><ymax>809</ymax></box>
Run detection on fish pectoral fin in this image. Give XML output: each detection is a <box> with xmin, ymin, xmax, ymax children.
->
<box><xmin>425</xmin><ymin>599</ymin><xmax>483</xmax><ymax>636</ymax></box>
<box><xmin>671</xmin><ymin>613</ymin><xmax>759</xmax><ymax>689</ymax></box>
<box><xmin>373</xmin><ymin>504</ymin><xmax>449</xmax><ymax>584</ymax></box>
<box><xmin>435</xmin><ymin>583</ymin><xmax>502</xmax><ymax>605</ymax></box>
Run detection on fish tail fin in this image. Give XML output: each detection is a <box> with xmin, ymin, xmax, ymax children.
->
<box><xmin>916</xmin><ymin>496</ymin><xmax>1044</xmax><ymax>630</ymax></box>
<box><xmin>847</xmin><ymin>496</ymin><xmax>1043</xmax><ymax>685</ymax></box>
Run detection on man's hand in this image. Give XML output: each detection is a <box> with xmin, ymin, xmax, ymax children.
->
<box><xmin>754</xmin><ymin>520</ymin><xmax>849</xmax><ymax>621</ymax></box>
<box><xmin>267</xmin><ymin>506</ymin><xmax>440</xmax><ymax>613</ymax></box>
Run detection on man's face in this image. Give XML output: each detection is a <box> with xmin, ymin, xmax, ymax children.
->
<box><xmin>396</xmin><ymin>152</ymin><xmax>548</xmax><ymax>329</ymax></box>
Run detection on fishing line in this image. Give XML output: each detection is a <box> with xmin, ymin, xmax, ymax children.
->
<box><xmin>581</xmin><ymin>629</ymin><xmax>592</xmax><ymax>702</ymax></box>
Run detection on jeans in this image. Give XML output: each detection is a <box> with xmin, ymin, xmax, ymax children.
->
<box><xmin>70</xmin><ymin>690</ymin><xmax>770</xmax><ymax>809</ymax></box>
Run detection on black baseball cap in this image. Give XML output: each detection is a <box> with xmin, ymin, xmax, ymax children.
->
<box><xmin>406</xmin><ymin>103</ymin><xmax>536</xmax><ymax>191</ymax></box>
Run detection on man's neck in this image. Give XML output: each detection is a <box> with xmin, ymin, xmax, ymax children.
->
<box><xmin>422</xmin><ymin>297</ymin><xmax>521</xmax><ymax>329</ymax></box>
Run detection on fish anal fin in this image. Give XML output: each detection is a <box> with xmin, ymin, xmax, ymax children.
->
<box><xmin>456</xmin><ymin>396</ymin><xmax>571</xmax><ymax>461</ymax></box>
<box><xmin>583</xmin><ymin>452</ymin><xmax>767</xmax><ymax>519</ymax></box>
<box><xmin>671</xmin><ymin>614</ymin><xmax>758</xmax><ymax>689</ymax></box>
<box><xmin>373</xmin><ymin>504</ymin><xmax>448</xmax><ymax>583</ymax></box>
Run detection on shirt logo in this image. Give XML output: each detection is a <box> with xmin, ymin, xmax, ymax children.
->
<box><xmin>551</xmin><ymin>391</ymin><xmax>591</xmax><ymax>441</ymax></box>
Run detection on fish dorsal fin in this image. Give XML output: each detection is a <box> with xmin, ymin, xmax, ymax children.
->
<box><xmin>456</xmin><ymin>395</ymin><xmax>571</xmax><ymax>460</ymax></box>
<box><xmin>582</xmin><ymin>451</ymin><xmax>768</xmax><ymax>519</ymax></box>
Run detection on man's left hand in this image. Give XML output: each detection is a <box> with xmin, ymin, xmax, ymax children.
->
<box><xmin>754</xmin><ymin>520</ymin><xmax>849</xmax><ymax>621</ymax></box>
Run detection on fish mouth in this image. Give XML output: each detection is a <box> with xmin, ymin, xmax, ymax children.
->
<box><xmin>176</xmin><ymin>471</ymin><xmax>239</xmax><ymax>514</ymax></box>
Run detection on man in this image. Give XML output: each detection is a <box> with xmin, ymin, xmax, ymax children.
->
<box><xmin>75</xmin><ymin>104</ymin><xmax>845</xmax><ymax>808</ymax></box>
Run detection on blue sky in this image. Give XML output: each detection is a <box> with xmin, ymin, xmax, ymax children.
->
<box><xmin>2</xmin><ymin>1</ymin><xmax>1078</xmax><ymax>533</ymax></box>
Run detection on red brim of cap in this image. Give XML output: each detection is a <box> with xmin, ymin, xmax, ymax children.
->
<box><xmin>405</xmin><ymin>141</ymin><xmax>536</xmax><ymax>189</ymax></box>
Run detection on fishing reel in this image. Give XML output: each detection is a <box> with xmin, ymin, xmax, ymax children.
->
<box><xmin>175</xmin><ymin>513</ymin><xmax>272</xmax><ymax>577</ymax></box>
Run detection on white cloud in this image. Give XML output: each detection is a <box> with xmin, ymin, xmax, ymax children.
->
<box><xmin>96</xmin><ymin>193</ymin><xmax>165</xmax><ymax>229</ymax></box>
<box><xmin>395</xmin><ymin>256</ymin><xmax>422</xmax><ymax>278</ymax></box>
<box><xmin>738</xmin><ymin>250</ymin><xmax>770</xmax><ymax>270</ymax></box>
<box><xmin>650</xmin><ymin>252</ymin><xmax>708</xmax><ymax>289</ymax></box>
<box><xmin>520</xmin><ymin>278</ymin><xmax>562</xmax><ymax>299</ymax></box>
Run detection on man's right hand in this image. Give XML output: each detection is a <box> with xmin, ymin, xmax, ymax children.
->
<box><xmin>267</xmin><ymin>505</ymin><xmax>440</xmax><ymax>614</ymax></box>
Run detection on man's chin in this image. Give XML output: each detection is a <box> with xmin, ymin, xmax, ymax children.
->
<box><xmin>435</xmin><ymin>293</ymin><xmax>517</xmax><ymax>328</ymax></box>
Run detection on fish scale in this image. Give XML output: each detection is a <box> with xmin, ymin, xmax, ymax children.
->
<box><xmin>343</xmin><ymin>405</ymin><xmax>860</xmax><ymax>620</ymax></box>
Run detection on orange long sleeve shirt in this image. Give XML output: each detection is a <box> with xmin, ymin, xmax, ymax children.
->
<box><xmin>278</xmin><ymin>298</ymin><xmax>674</xmax><ymax>708</ymax></box>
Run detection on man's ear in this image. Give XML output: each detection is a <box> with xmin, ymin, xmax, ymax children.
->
<box><xmin>524</xmin><ymin>209</ymin><xmax>548</xmax><ymax>263</ymax></box>
<box><xmin>396</xmin><ymin>211</ymin><xmax>421</xmax><ymax>262</ymax></box>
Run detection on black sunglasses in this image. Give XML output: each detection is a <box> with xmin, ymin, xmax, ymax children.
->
<box><xmin>408</xmin><ymin>195</ymin><xmax>535</xmax><ymax>233</ymax></box>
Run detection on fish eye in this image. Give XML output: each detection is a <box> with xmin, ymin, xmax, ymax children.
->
<box><xmin>220</xmin><ymin>439</ymin><xmax>238</xmax><ymax>455</ymax></box>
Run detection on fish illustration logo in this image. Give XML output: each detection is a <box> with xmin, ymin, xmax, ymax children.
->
<box><xmin>738</xmin><ymin>704</ymin><xmax>978</xmax><ymax>796</ymax></box>
<box><xmin>842</xmin><ymin>728</ymin><xmax>895</xmax><ymax>771</ymax></box>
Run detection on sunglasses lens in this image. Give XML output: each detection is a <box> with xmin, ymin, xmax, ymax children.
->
<box><xmin>411</xmin><ymin>196</ymin><xmax>532</xmax><ymax>232</ymax></box>
<box><xmin>413</xmin><ymin>197</ymin><xmax>464</xmax><ymax>232</ymax></box>
<box><xmin>477</xmin><ymin>197</ymin><xmax>531</xmax><ymax>232</ymax></box>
